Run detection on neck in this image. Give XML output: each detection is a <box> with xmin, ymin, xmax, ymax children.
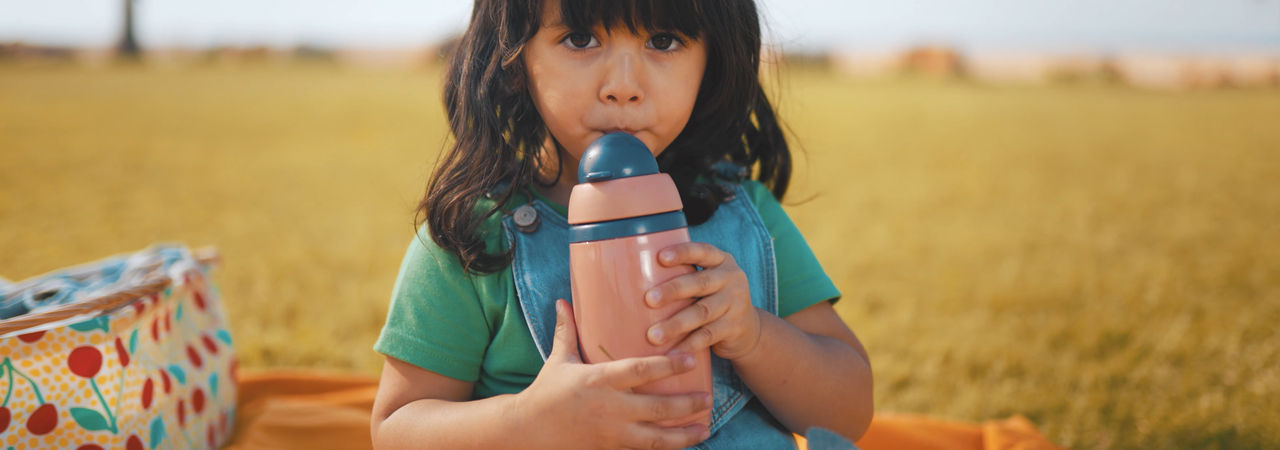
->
<box><xmin>535</xmin><ymin>178</ymin><xmax>574</xmax><ymax>207</ymax></box>
<box><xmin>533</xmin><ymin>143</ymin><xmax>578</xmax><ymax>207</ymax></box>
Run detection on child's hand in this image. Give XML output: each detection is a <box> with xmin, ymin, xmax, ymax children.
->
<box><xmin>645</xmin><ymin>243</ymin><xmax>763</xmax><ymax>361</ymax></box>
<box><xmin>519</xmin><ymin>300</ymin><xmax>712</xmax><ymax>450</ymax></box>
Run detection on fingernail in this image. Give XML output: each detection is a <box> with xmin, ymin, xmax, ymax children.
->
<box><xmin>660</xmin><ymin>250</ymin><xmax>674</xmax><ymax>262</ymax></box>
<box><xmin>648</xmin><ymin>327</ymin><xmax>664</xmax><ymax>344</ymax></box>
<box><xmin>668</xmin><ymin>352</ymin><xmax>692</xmax><ymax>368</ymax></box>
<box><xmin>701</xmin><ymin>430</ymin><xmax>711</xmax><ymax>440</ymax></box>
<box><xmin>667</xmin><ymin>351</ymin><xmax>691</xmax><ymax>368</ymax></box>
<box><xmin>645</xmin><ymin>290</ymin><xmax>660</xmax><ymax>306</ymax></box>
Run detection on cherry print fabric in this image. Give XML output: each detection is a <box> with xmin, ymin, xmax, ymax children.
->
<box><xmin>0</xmin><ymin>247</ymin><xmax>237</xmax><ymax>449</ymax></box>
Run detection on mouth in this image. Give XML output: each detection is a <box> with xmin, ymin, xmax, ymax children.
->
<box><xmin>600</xmin><ymin>128</ymin><xmax>642</xmax><ymax>137</ymax></box>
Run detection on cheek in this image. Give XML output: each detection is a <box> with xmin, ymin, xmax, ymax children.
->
<box><xmin>528</xmin><ymin>75</ymin><xmax>584</xmax><ymax>136</ymax></box>
<box><xmin>680</xmin><ymin>55</ymin><xmax>707</xmax><ymax>114</ymax></box>
<box><xmin>655</xmin><ymin>60</ymin><xmax>705</xmax><ymax>144</ymax></box>
<box><xmin>674</xmin><ymin>76</ymin><xmax>701</xmax><ymax>119</ymax></box>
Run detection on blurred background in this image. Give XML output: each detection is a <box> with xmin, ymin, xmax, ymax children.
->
<box><xmin>2</xmin><ymin>1</ymin><xmax>1278</xmax><ymax>448</ymax></box>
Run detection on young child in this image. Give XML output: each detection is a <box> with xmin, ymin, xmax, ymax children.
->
<box><xmin>371</xmin><ymin>0</ymin><xmax>873</xmax><ymax>448</ymax></box>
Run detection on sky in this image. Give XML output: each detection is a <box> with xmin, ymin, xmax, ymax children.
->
<box><xmin>1</xmin><ymin>0</ymin><xmax>1279</xmax><ymax>54</ymax></box>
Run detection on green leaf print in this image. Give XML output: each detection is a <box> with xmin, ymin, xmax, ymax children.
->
<box><xmin>216</xmin><ymin>329</ymin><xmax>233</xmax><ymax>345</ymax></box>
<box><xmin>149</xmin><ymin>416</ymin><xmax>167</xmax><ymax>449</ymax></box>
<box><xmin>129</xmin><ymin>329</ymin><xmax>139</xmax><ymax>354</ymax></box>
<box><xmin>69</xmin><ymin>316</ymin><xmax>110</xmax><ymax>333</ymax></box>
<box><xmin>70</xmin><ymin>406</ymin><xmax>111</xmax><ymax>431</ymax></box>
<box><xmin>167</xmin><ymin>365</ymin><xmax>187</xmax><ymax>385</ymax></box>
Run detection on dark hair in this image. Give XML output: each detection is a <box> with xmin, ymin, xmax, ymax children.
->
<box><xmin>420</xmin><ymin>0</ymin><xmax>791</xmax><ymax>274</ymax></box>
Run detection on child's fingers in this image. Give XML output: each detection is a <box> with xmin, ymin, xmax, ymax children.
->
<box><xmin>548</xmin><ymin>299</ymin><xmax>582</xmax><ymax>364</ymax></box>
<box><xmin>621</xmin><ymin>423</ymin><xmax>709</xmax><ymax>450</ymax></box>
<box><xmin>656</xmin><ymin>242</ymin><xmax>727</xmax><ymax>268</ymax></box>
<box><xmin>626</xmin><ymin>391</ymin><xmax>712</xmax><ymax>423</ymax></box>
<box><xmin>671</xmin><ymin>318</ymin><xmax>737</xmax><ymax>356</ymax></box>
<box><xmin>647</xmin><ymin>294</ymin><xmax>731</xmax><ymax>346</ymax></box>
<box><xmin>644</xmin><ymin>267</ymin><xmax>732</xmax><ymax>309</ymax></box>
<box><xmin>596</xmin><ymin>352</ymin><xmax>697</xmax><ymax>389</ymax></box>
<box><xmin>671</xmin><ymin>309</ymin><xmax>763</xmax><ymax>361</ymax></box>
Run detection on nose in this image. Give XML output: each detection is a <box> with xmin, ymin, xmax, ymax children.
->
<box><xmin>599</xmin><ymin>51</ymin><xmax>644</xmax><ymax>104</ymax></box>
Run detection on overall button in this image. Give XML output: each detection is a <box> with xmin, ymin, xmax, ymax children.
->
<box><xmin>513</xmin><ymin>204</ymin><xmax>540</xmax><ymax>233</ymax></box>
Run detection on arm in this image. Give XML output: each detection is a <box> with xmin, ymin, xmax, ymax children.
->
<box><xmin>371</xmin><ymin>357</ymin><xmax>524</xmax><ymax>448</ymax></box>
<box><xmin>733</xmin><ymin>301</ymin><xmax>873</xmax><ymax>440</ymax></box>
<box><xmin>371</xmin><ymin>300</ymin><xmax>714</xmax><ymax>450</ymax></box>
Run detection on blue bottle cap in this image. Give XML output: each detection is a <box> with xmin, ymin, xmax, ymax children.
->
<box><xmin>577</xmin><ymin>132</ymin><xmax>659</xmax><ymax>183</ymax></box>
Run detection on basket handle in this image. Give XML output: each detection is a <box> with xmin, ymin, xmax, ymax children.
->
<box><xmin>0</xmin><ymin>247</ymin><xmax>220</xmax><ymax>336</ymax></box>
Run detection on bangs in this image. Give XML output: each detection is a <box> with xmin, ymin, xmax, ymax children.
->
<box><xmin>556</xmin><ymin>0</ymin><xmax>707</xmax><ymax>38</ymax></box>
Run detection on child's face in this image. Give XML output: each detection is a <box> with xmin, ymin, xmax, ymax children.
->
<box><xmin>524</xmin><ymin>0</ymin><xmax>707</xmax><ymax>170</ymax></box>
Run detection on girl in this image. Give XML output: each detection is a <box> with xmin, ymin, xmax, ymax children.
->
<box><xmin>371</xmin><ymin>0</ymin><xmax>873</xmax><ymax>448</ymax></box>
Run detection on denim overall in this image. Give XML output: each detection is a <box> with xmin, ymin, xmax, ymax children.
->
<box><xmin>501</xmin><ymin>183</ymin><xmax>799</xmax><ymax>449</ymax></box>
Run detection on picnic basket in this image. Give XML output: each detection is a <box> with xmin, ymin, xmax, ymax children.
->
<box><xmin>0</xmin><ymin>245</ymin><xmax>237</xmax><ymax>449</ymax></box>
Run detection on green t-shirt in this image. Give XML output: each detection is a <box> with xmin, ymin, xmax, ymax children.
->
<box><xmin>374</xmin><ymin>180</ymin><xmax>840</xmax><ymax>399</ymax></box>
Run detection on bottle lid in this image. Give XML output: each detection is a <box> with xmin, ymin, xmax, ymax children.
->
<box><xmin>577</xmin><ymin>133</ymin><xmax>660</xmax><ymax>183</ymax></box>
<box><xmin>567</xmin><ymin>133</ymin><xmax>684</xmax><ymax>226</ymax></box>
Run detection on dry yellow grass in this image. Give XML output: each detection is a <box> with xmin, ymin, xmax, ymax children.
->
<box><xmin>1</xmin><ymin>62</ymin><xmax>1277</xmax><ymax>449</ymax></box>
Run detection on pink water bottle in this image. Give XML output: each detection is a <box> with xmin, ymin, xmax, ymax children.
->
<box><xmin>568</xmin><ymin>132</ymin><xmax>713</xmax><ymax>428</ymax></box>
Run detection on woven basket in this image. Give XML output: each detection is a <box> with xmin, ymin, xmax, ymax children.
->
<box><xmin>0</xmin><ymin>246</ymin><xmax>237</xmax><ymax>450</ymax></box>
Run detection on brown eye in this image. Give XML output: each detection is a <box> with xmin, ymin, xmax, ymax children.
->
<box><xmin>564</xmin><ymin>32</ymin><xmax>597</xmax><ymax>49</ymax></box>
<box><xmin>647</xmin><ymin>33</ymin><xmax>681</xmax><ymax>51</ymax></box>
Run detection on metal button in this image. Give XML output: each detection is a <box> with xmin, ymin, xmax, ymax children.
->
<box><xmin>513</xmin><ymin>204</ymin><xmax>540</xmax><ymax>233</ymax></box>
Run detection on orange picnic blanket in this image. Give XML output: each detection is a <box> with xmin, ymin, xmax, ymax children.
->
<box><xmin>225</xmin><ymin>371</ymin><xmax>1062</xmax><ymax>450</ymax></box>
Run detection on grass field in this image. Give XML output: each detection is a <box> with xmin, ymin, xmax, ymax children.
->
<box><xmin>1</xmin><ymin>62</ymin><xmax>1277</xmax><ymax>449</ymax></box>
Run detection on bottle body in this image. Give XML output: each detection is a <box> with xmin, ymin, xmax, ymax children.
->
<box><xmin>566</xmin><ymin>132</ymin><xmax>711</xmax><ymax>428</ymax></box>
<box><xmin>570</xmin><ymin>227</ymin><xmax>713</xmax><ymax>428</ymax></box>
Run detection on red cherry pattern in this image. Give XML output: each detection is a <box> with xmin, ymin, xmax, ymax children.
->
<box><xmin>18</xmin><ymin>331</ymin><xmax>45</xmax><ymax>343</ymax></box>
<box><xmin>77</xmin><ymin>445</ymin><xmax>105</xmax><ymax>450</ymax></box>
<box><xmin>207</xmin><ymin>423</ymin><xmax>217</xmax><ymax>448</ymax></box>
<box><xmin>126</xmin><ymin>434</ymin><xmax>144</xmax><ymax>450</ymax></box>
<box><xmin>177</xmin><ymin>399</ymin><xmax>186</xmax><ymax>426</ymax></box>
<box><xmin>68</xmin><ymin>346</ymin><xmax>103</xmax><ymax>378</ymax></box>
<box><xmin>187</xmin><ymin>345</ymin><xmax>203</xmax><ymax>369</ymax></box>
<box><xmin>26</xmin><ymin>403</ymin><xmax>58</xmax><ymax>435</ymax></box>
<box><xmin>192</xmin><ymin>387</ymin><xmax>206</xmax><ymax>414</ymax></box>
<box><xmin>150</xmin><ymin>318</ymin><xmax>160</xmax><ymax>341</ymax></box>
<box><xmin>0</xmin><ymin>405</ymin><xmax>10</xmax><ymax>433</ymax></box>
<box><xmin>202</xmin><ymin>334</ymin><xmax>219</xmax><ymax>355</ymax></box>
<box><xmin>115</xmin><ymin>336</ymin><xmax>131</xmax><ymax>368</ymax></box>
<box><xmin>194</xmin><ymin>290</ymin><xmax>208</xmax><ymax>311</ymax></box>
<box><xmin>164</xmin><ymin>311</ymin><xmax>172</xmax><ymax>333</ymax></box>
<box><xmin>141</xmin><ymin>377</ymin><xmax>155</xmax><ymax>409</ymax></box>
<box><xmin>160</xmin><ymin>369</ymin><xmax>172</xmax><ymax>394</ymax></box>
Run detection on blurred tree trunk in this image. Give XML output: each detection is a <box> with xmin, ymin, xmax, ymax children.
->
<box><xmin>117</xmin><ymin>0</ymin><xmax>140</xmax><ymax>58</ymax></box>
